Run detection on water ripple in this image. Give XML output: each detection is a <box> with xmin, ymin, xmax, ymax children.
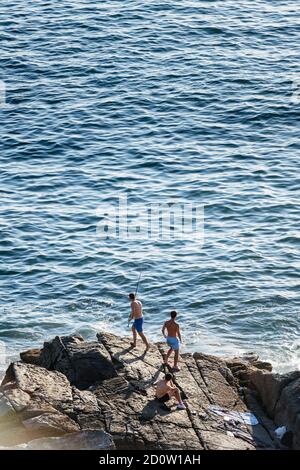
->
<box><xmin>0</xmin><ymin>0</ymin><xmax>299</xmax><ymax>374</ymax></box>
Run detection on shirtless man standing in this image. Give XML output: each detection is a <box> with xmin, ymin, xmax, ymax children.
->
<box><xmin>155</xmin><ymin>373</ymin><xmax>186</xmax><ymax>410</ymax></box>
<box><xmin>162</xmin><ymin>310</ymin><xmax>182</xmax><ymax>372</ymax></box>
<box><xmin>128</xmin><ymin>293</ymin><xmax>149</xmax><ymax>351</ymax></box>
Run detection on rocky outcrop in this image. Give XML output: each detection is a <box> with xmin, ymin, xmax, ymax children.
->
<box><xmin>20</xmin><ymin>334</ymin><xmax>117</xmax><ymax>389</ymax></box>
<box><xmin>225</xmin><ymin>355</ymin><xmax>273</xmax><ymax>388</ymax></box>
<box><xmin>0</xmin><ymin>332</ymin><xmax>297</xmax><ymax>450</ymax></box>
<box><xmin>227</xmin><ymin>359</ymin><xmax>300</xmax><ymax>449</ymax></box>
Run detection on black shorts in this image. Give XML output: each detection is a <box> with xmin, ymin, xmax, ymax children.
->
<box><xmin>157</xmin><ymin>393</ymin><xmax>170</xmax><ymax>403</ymax></box>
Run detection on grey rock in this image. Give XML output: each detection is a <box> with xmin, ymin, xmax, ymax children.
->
<box><xmin>0</xmin><ymin>393</ymin><xmax>15</xmax><ymax>420</ymax></box>
<box><xmin>1</xmin><ymin>331</ymin><xmax>296</xmax><ymax>450</ymax></box>
<box><xmin>20</xmin><ymin>349</ymin><xmax>43</xmax><ymax>366</ymax></box>
<box><xmin>0</xmin><ymin>430</ymin><xmax>114</xmax><ymax>450</ymax></box>
<box><xmin>23</xmin><ymin>412</ymin><xmax>79</xmax><ymax>436</ymax></box>
<box><xmin>4</xmin><ymin>387</ymin><xmax>31</xmax><ymax>412</ymax></box>
<box><xmin>38</xmin><ymin>335</ymin><xmax>117</xmax><ymax>388</ymax></box>
<box><xmin>246</xmin><ymin>369</ymin><xmax>300</xmax><ymax>417</ymax></box>
<box><xmin>4</xmin><ymin>362</ymin><xmax>74</xmax><ymax>415</ymax></box>
<box><xmin>273</xmin><ymin>377</ymin><xmax>300</xmax><ymax>449</ymax></box>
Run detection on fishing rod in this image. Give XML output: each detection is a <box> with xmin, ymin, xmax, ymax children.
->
<box><xmin>135</xmin><ymin>271</ymin><xmax>142</xmax><ymax>297</ymax></box>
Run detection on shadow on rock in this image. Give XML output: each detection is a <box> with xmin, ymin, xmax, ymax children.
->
<box><xmin>139</xmin><ymin>399</ymin><xmax>174</xmax><ymax>422</ymax></box>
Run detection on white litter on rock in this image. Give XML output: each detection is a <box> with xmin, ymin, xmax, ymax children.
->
<box><xmin>275</xmin><ymin>426</ymin><xmax>287</xmax><ymax>440</ymax></box>
<box><xmin>209</xmin><ymin>405</ymin><xmax>259</xmax><ymax>426</ymax></box>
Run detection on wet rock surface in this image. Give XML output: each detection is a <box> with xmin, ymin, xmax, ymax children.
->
<box><xmin>0</xmin><ymin>332</ymin><xmax>298</xmax><ymax>450</ymax></box>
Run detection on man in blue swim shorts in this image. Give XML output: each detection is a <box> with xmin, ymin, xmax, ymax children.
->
<box><xmin>128</xmin><ymin>292</ymin><xmax>149</xmax><ymax>352</ymax></box>
<box><xmin>162</xmin><ymin>310</ymin><xmax>182</xmax><ymax>372</ymax></box>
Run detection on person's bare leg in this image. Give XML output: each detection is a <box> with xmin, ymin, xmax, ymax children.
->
<box><xmin>131</xmin><ymin>325</ymin><xmax>137</xmax><ymax>347</ymax></box>
<box><xmin>165</xmin><ymin>348</ymin><xmax>173</xmax><ymax>365</ymax></box>
<box><xmin>170</xmin><ymin>387</ymin><xmax>185</xmax><ymax>409</ymax></box>
<box><xmin>138</xmin><ymin>332</ymin><xmax>149</xmax><ymax>351</ymax></box>
<box><xmin>174</xmin><ymin>388</ymin><xmax>182</xmax><ymax>404</ymax></box>
<box><xmin>173</xmin><ymin>350</ymin><xmax>180</xmax><ymax>369</ymax></box>
<box><xmin>170</xmin><ymin>387</ymin><xmax>182</xmax><ymax>405</ymax></box>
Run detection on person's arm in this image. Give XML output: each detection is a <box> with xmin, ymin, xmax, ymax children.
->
<box><xmin>177</xmin><ymin>325</ymin><xmax>182</xmax><ymax>343</ymax></box>
<box><xmin>169</xmin><ymin>380</ymin><xmax>176</xmax><ymax>389</ymax></box>
<box><xmin>128</xmin><ymin>303</ymin><xmax>134</xmax><ymax>324</ymax></box>
<box><xmin>162</xmin><ymin>322</ymin><xmax>167</xmax><ymax>338</ymax></box>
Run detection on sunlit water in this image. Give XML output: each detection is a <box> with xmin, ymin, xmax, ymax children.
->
<box><xmin>0</xmin><ymin>1</ymin><xmax>299</xmax><ymax>377</ymax></box>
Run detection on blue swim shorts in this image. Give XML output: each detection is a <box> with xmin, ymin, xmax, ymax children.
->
<box><xmin>167</xmin><ymin>336</ymin><xmax>180</xmax><ymax>351</ymax></box>
<box><xmin>133</xmin><ymin>317</ymin><xmax>144</xmax><ymax>333</ymax></box>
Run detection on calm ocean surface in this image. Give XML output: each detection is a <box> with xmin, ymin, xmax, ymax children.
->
<box><xmin>0</xmin><ymin>1</ymin><xmax>299</xmax><ymax>375</ymax></box>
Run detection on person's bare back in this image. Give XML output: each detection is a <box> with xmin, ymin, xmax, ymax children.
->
<box><xmin>131</xmin><ymin>299</ymin><xmax>143</xmax><ymax>319</ymax></box>
<box><xmin>164</xmin><ymin>319</ymin><xmax>179</xmax><ymax>338</ymax></box>
<box><xmin>156</xmin><ymin>378</ymin><xmax>172</xmax><ymax>399</ymax></box>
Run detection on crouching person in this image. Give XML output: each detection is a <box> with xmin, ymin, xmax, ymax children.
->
<box><xmin>155</xmin><ymin>373</ymin><xmax>186</xmax><ymax>410</ymax></box>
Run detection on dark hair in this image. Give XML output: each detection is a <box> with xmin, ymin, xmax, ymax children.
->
<box><xmin>170</xmin><ymin>310</ymin><xmax>177</xmax><ymax>318</ymax></box>
<box><xmin>129</xmin><ymin>293</ymin><xmax>135</xmax><ymax>300</ymax></box>
<box><xmin>165</xmin><ymin>373</ymin><xmax>173</xmax><ymax>381</ymax></box>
